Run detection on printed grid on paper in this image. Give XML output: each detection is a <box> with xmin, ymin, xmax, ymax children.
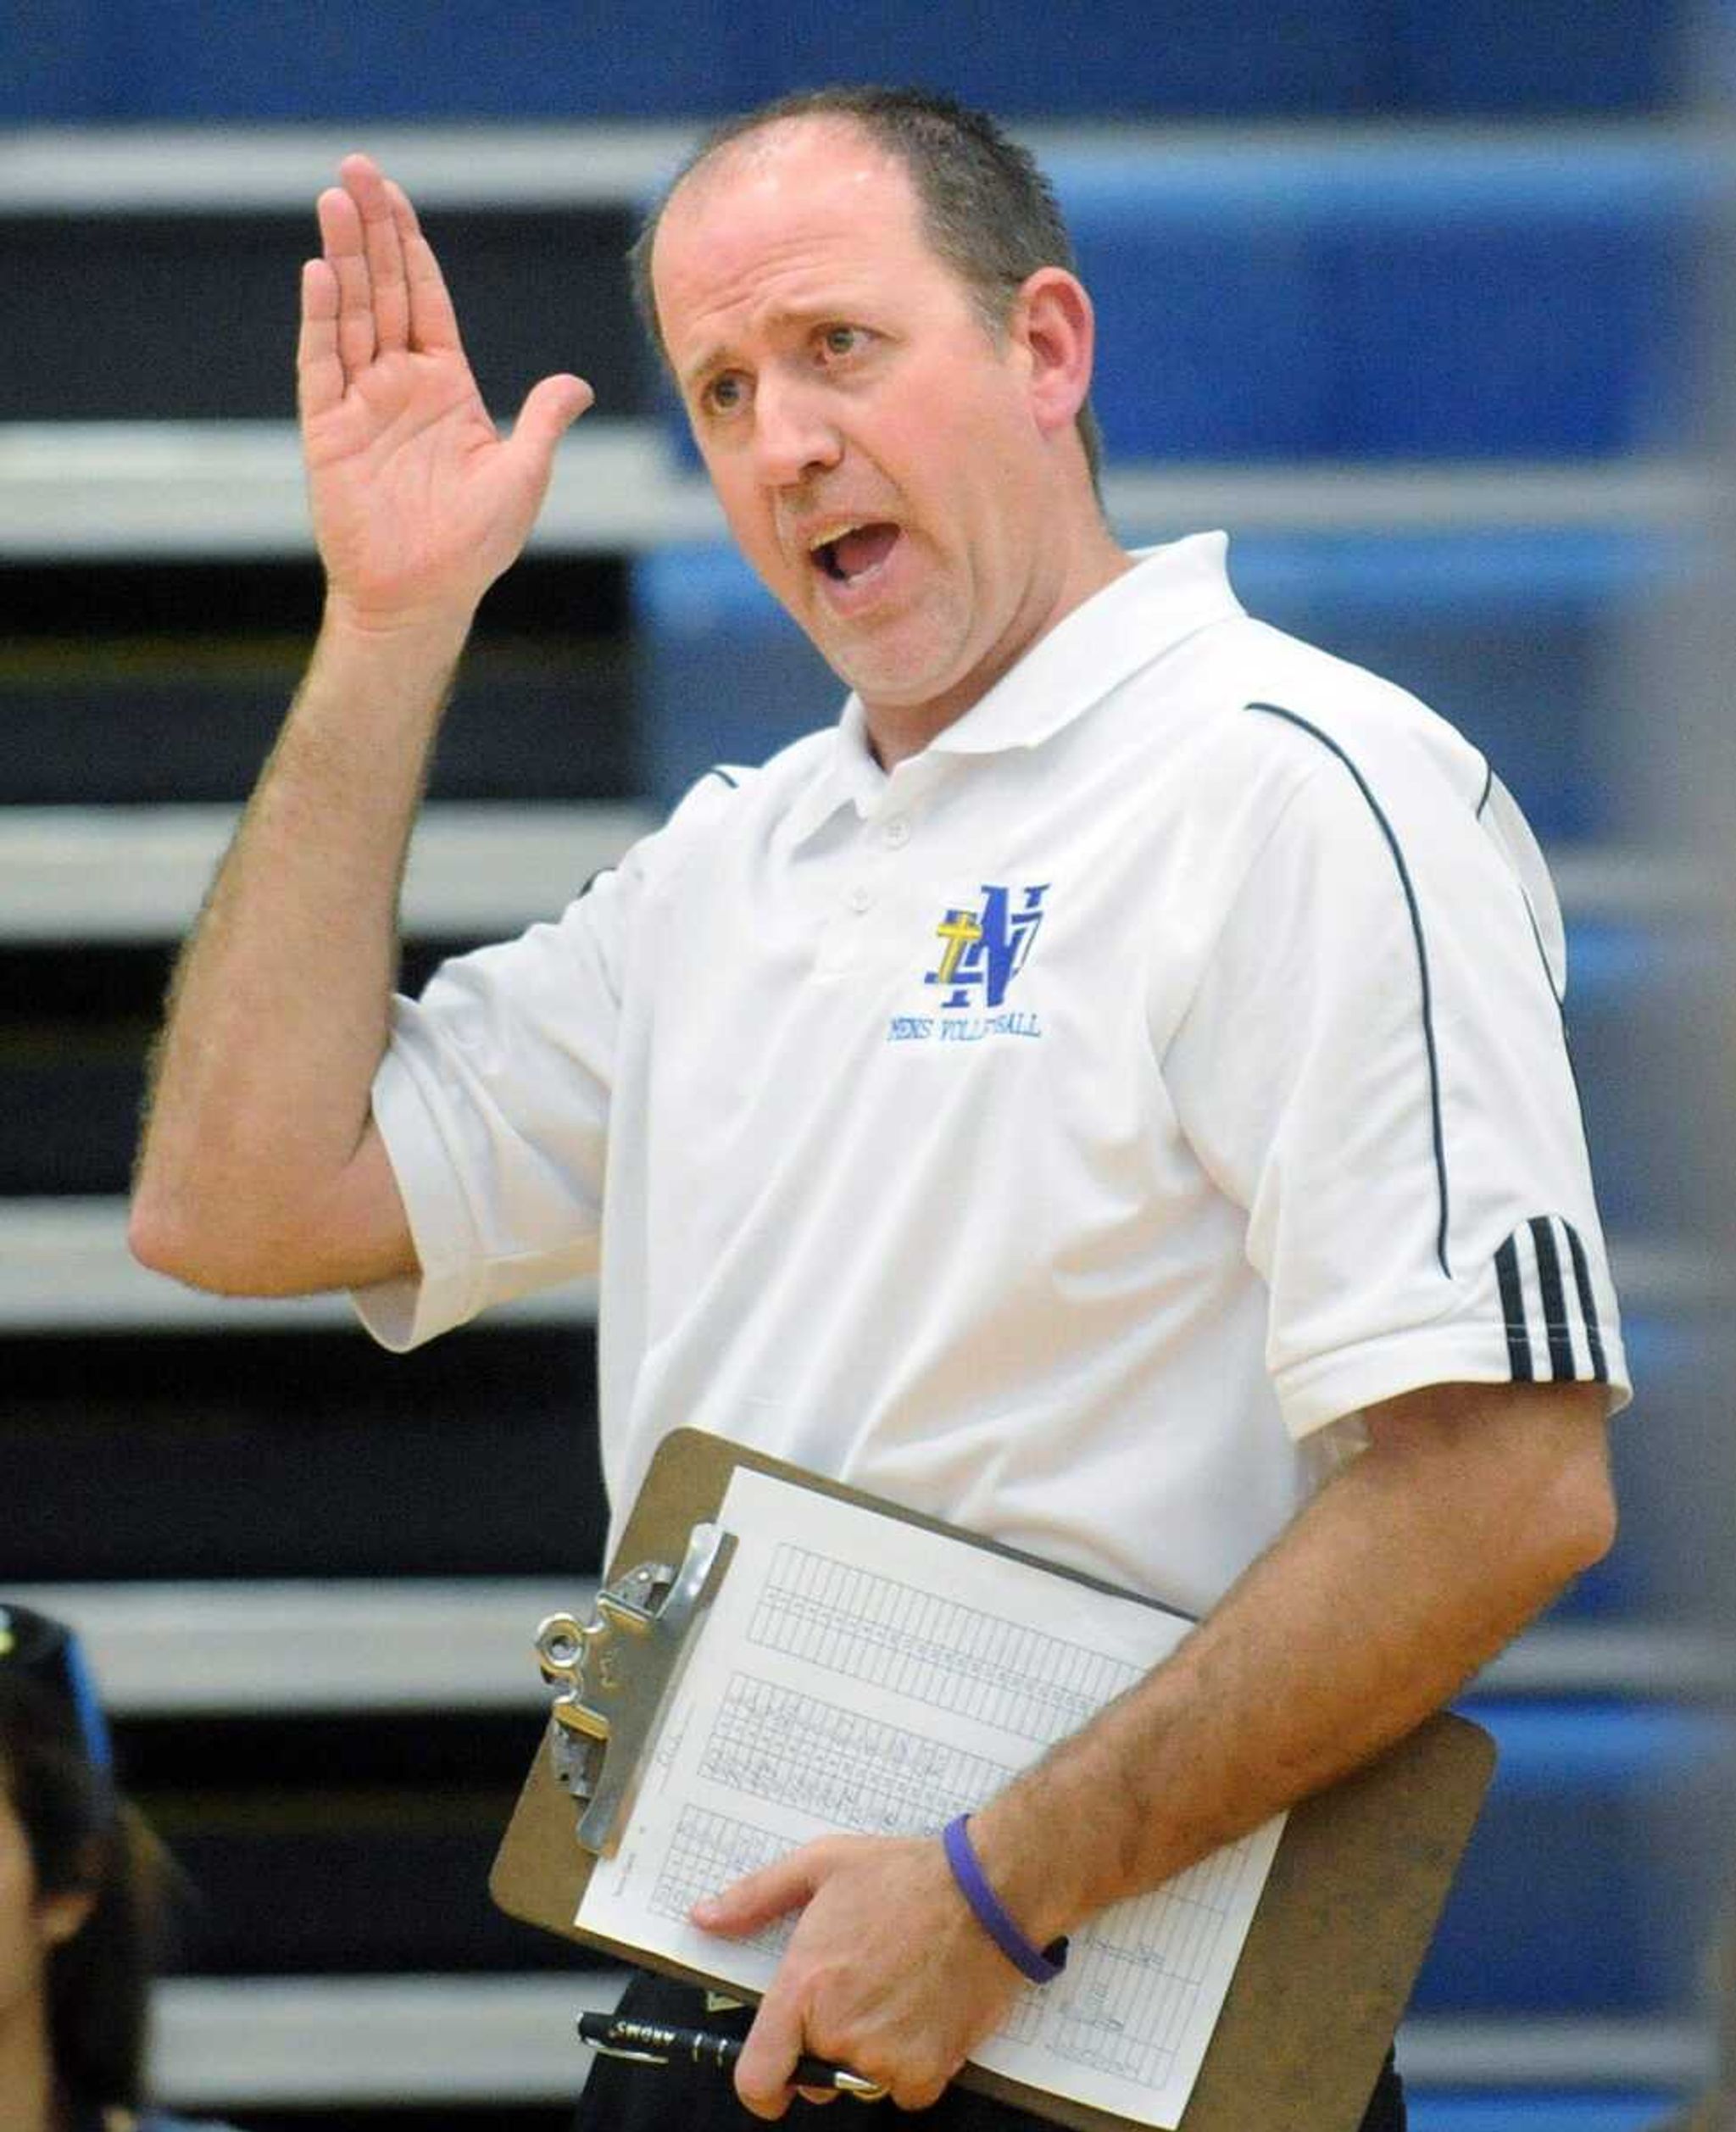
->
<box><xmin>651</xmin><ymin>1802</ymin><xmax>794</xmax><ymax>1956</ymax></box>
<box><xmin>648</xmin><ymin>1524</ymin><xmax>1257</xmax><ymax>2102</ymax></box>
<box><xmin>699</xmin><ymin>1670</ymin><xmax>1015</xmax><ymax>1835</ymax></box>
<box><xmin>1051</xmin><ymin>1845</ymin><xmax>1250</xmax><ymax>2087</ymax></box>
<box><xmin>748</xmin><ymin>1542</ymin><xmax>1143</xmax><ymax>1744</ymax></box>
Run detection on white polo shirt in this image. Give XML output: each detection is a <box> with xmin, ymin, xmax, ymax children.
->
<box><xmin>356</xmin><ymin>532</ymin><xmax>1628</xmax><ymax>1615</ymax></box>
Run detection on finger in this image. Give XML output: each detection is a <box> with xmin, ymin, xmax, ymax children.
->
<box><xmin>343</xmin><ymin>153</ymin><xmax>409</xmax><ymax>354</ymax></box>
<box><xmin>892</xmin><ymin>2069</ymin><xmax>952</xmax><ymax>2113</ymax></box>
<box><xmin>793</xmin><ymin>2087</ymin><xmax>839</xmax><ymax>2106</ymax></box>
<box><xmin>387</xmin><ymin>179</ymin><xmax>464</xmax><ymax>354</ymax></box>
<box><xmin>316</xmin><ymin>182</ymin><xmax>375</xmax><ymax>381</ymax></box>
<box><xmin>692</xmin><ymin>1847</ymin><xmax>819</xmax><ymax>1936</ymax></box>
<box><xmin>504</xmin><ymin>372</ymin><xmax>593</xmax><ymax>496</ymax></box>
<box><xmin>297</xmin><ymin>259</ymin><xmax>344</xmax><ymax>421</ymax></box>
<box><xmin>734</xmin><ymin>1992</ymin><xmax>805</xmax><ymax>2121</ymax></box>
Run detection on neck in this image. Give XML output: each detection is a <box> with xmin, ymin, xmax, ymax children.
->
<box><xmin>863</xmin><ymin>520</ymin><xmax>1132</xmax><ymax>771</ymax></box>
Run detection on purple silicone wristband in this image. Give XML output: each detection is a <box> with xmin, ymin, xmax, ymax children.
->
<box><xmin>942</xmin><ymin>1814</ymin><xmax>1069</xmax><ymax>1984</ymax></box>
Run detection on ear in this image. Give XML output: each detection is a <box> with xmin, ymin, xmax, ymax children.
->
<box><xmin>1011</xmin><ymin>268</ymin><xmax>1096</xmax><ymax>443</ymax></box>
<box><xmin>36</xmin><ymin>1884</ymin><xmax>97</xmax><ymax>1950</ymax></box>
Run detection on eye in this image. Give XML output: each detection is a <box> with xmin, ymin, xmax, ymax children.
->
<box><xmin>702</xmin><ymin>370</ymin><xmax>748</xmax><ymax>416</ymax></box>
<box><xmin>817</xmin><ymin>325</ymin><xmax>870</xmax><ymax>361</ymax></box>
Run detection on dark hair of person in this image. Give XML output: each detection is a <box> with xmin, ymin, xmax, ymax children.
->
<box><xmin>1</xmin><ymin>1638</ymin><xmax>165</xmax><ymax>2113</ymax></box>
<box><xmin>628</xmin><ymin>83</ymin><xmax>1104</xmax><ymax>488</ymax></box>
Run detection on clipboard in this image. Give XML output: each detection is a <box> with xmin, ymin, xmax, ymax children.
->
<box><xmin>492</xmin><ymin>1426</ymin><xmax>1495</xmax><ymax>2132</ymax></box>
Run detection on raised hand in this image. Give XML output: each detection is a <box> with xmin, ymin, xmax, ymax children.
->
<box><xmin>298</xmin><ymin>153</ymin><xmax>593</xmax><ymax>629</ymax></box>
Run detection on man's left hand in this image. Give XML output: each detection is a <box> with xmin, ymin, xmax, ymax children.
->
<box><xmin>692</xmin><ymin>1830</ymin><xmax>1021</xmax><ymax>2118</ymax></box>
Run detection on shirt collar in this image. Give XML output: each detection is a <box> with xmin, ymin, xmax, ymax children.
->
<box><xmin>783</xmin><ymin>532</ymin><xmax>1243</xmax><ymax>848</ymax></box>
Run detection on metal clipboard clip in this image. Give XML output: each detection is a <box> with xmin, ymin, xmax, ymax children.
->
<box><xmin>533</xmin><ymin>1520</ymin><xmax>735</xmax><ymax>1856</ymax></box>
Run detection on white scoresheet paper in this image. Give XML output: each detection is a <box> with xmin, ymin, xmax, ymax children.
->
<box><xmin>577</xmin><ymin>1468</ymin><xmax>1284</xmax><ymax>2129</ymax></box>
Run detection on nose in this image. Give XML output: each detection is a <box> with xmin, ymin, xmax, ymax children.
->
<box><xmin>750</xmin><ymin>373</ymin><xmax>842</xmax><ymax>487</ymax></box>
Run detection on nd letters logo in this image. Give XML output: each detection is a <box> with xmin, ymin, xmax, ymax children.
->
<box><xmin>887</xmin><ymin>883</ymin><xmax>1049</xmax><ymax>1045</ymax></box>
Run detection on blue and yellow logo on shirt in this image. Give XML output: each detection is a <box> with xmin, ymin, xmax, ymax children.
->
<box><xmin>926</xmin><ymin>884</ymin><xmax>1048</xmax><ymax>1007</ymax></box>
<box><xmin>888</xmin><ymin>884</ymin><xmax>1049</xmax><ymax>1044</ymax></box>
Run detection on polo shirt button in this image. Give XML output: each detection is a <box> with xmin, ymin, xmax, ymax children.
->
<box><xmin>883</xmin><ymin>816</ymin><xmax>910</xmax><ymax>847</ymax></box>
<box><xmin>847</xmin><ymin>885</ymin><xmax>872</xmax><ymax>913</ymax></box>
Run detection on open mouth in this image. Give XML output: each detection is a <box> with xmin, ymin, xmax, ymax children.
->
<box><xmin>812</xmin><ymin>522</ymin><xmax>900</xmax><ymax>586</ymax></box>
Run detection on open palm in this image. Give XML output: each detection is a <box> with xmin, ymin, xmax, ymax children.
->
<box><xmin>298</xmin><ymin>154</ymin><xmax>592</xmax><ymax>625</ymax></box>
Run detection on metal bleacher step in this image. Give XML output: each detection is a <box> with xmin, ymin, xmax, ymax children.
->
<box><xmin>10</xmin><ymin>1576</ymin><xmax>593</xmax><ymax>1714</ymax></box>
<box><xmin>147</xmin><ymin>1971</ymin><xmax>1712</xmax><ymax>2110</ymax></box>
<box><xmin>154</xmin><ymin>1971</ymin><xmax>625</xmax><ymax>2108</ymax></box>
<box><xmin>0</xmin><ymin>1197</ymin><xmax>1711</xmax><ymax>1336</ymax></box>
<box><xmin>0</xmin><ymin>420</ymin><xmax>1711</xmax><ymax>560</ymax></box>
<box><xmin>0</xmin><ymin>417</ymin><xmax>722</xmax><ymax>559</ymax></box>
<box><xmin>7</xmin><ymin>115</ymin><xmax>1712</xmax><ymax>220</ymax></box>
<box><xmin>0</xmin><ymin>798</ymin><xmax>658</xmax><ymax>944</ymax></box>
<box><xmin>0</xmin><ymin>1194</ymin><xmax>597</xmax><ymax>1331</ymax></box>
<box><xmin>0</xmin><ymin>120</ymin><xmax>697</xmax><ymax>214</ymax></box>
<box><xmin>14</xmin><ymin>1573</ymin><xmax>1732</xmax><ymax>1717</ymax></box>
<box><xmin>1398</xmin><ymin>2016</ymin><xmax>1712</xmax><ymax>2095</ymax></box>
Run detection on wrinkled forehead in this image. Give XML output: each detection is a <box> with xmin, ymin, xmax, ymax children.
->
<box><xmin>650</xmin><ymin>116</ymin><xmax>934</xmax><ymax>328</ymax></box>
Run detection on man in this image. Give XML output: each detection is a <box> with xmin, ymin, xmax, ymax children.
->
<box><xmin>131</xmin><ymin>87</ymin><xmax>1626</xmax><ymax>2129</ymax></box>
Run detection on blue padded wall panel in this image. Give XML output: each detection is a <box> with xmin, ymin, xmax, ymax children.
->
<box><xmin>1332</xmin><ymin>220</ymin><xmax>1690</xmax><ymax>461</ymax></box>
<box><xmin>1317</xmin><ymin>143</ymin><xmax>1703</xmax><ymax>457</ymax></box>
<box><xmin>1406</xmin><ymin>2098</ymin><xmax>1689</xmax><ymax>2132</ymax></box>
<box><xmin>1</xmin><ymin>0</ymin><xmax>1696</xmax><ymax>122</ymax></box>
<box><xmin>108</xmin><ymin>3</ymin><xmax>759</xmax><ymax>120</ymax></box>
<box><xmin>1056</xmin><ymin>162</ymin><xmax>1338</xmax><ymax>461</ymax></box>
<box><xmin>1049</xmin><ymin>143</ymin><xmax>1707</xmax><ymax>461</ymax></box>
<box><xmin>1393</xmin><ymin>0</ymin><xmax>1684</xmax><ymax>115</ymax></box>
<box><xmin>748</xmin><ymin>1</ymin><xmax>1382</xmax><ymax>120</ymax></box>
<box><xmin>1</xmin><ymin>4</ymin><xmax>115</xmax><ymax>120</ymax></box>
<box><xmin>1415</xmin><ymin>1701</ymin><xmax>1734</xmax><ymax>2013</ymax></box>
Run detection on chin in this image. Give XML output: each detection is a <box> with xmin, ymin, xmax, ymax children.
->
<box><xmin>821</xmin><ymin>631</ymin><xmax>955</xmax><ymax>704</ymax></box>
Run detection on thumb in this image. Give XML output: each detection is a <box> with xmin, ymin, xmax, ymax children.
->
<box><xmin>692</xmin><ymin>1846</ymin><xmax>821</xmax><ymax>1937</ymax></box>
<box><xmin>506</xmin><ymin>371</ymin><xmax>594</xmax><ymax>477</ymax></box>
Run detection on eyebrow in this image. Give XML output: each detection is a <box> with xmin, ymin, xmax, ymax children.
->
<box><xmin>679</xmin><ymin>345</ymin><xmax>734</xmax><ymax>397</ymax></box>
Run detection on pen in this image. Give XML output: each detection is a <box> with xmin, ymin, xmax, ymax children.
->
<box><xmin>576</xmin><ymin>2009</ymin><xmax>887</xmax><ymax>2100</ymax></box>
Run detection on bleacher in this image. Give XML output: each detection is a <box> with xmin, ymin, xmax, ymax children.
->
<box><xmin>3</xmin><ymin>3</ymin><xmax>1733</xmax><ymax>2127</ymax></box>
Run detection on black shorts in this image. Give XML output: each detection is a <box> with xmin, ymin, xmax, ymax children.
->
<box><xmin>570</xmin><ymin>1970</ymin><xmax>1407</xmax><ymax>2131</ymax></box>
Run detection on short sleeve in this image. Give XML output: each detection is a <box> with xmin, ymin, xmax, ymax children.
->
<box><xmin>349</xmin><ymin>874</ymin><xmax>624</xmax><ymax>1350</ymax></box>
<box><xmin>1164</xmin><ymin>699</ymin><xmax>1629</xmax><ymax>1437</ymax></box>
<box><xmin>351</xmin><ymin>769</ymin><xmax>752</xmax><ymax>1350</ymax></box>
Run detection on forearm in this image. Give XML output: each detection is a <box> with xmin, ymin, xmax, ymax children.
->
<box><xmin>968</xmin><ymin>1381</ymin><xmax>1615</xmax><ymax>1944</ymax></box>
<box><xmin>133</xmin><ymin>152</ymin><xmax>591</xmax><ymax>1298</ymax></box>
<box><xmin>131</xmin><ymin>600</ymin><xmax>470</xmax><ymax>1292</ymax></box>
<box><xmin>709</xmin><ymin>1385</ymin><xmax>1612</xmax><ymax>2114</ymax></box>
